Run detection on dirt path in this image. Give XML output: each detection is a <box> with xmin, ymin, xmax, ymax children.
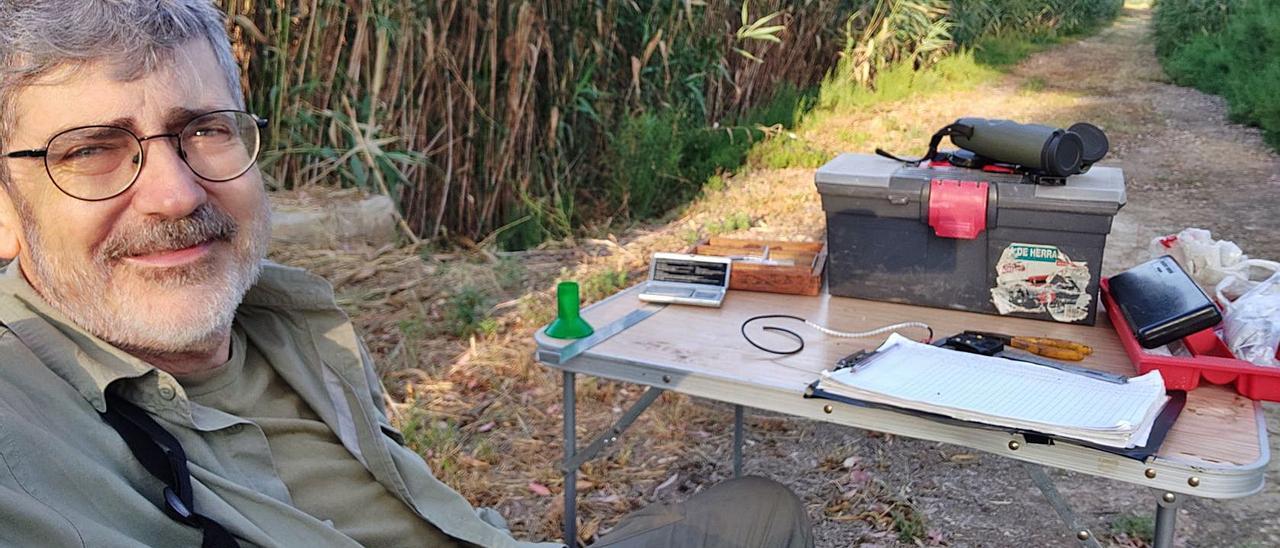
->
<box><xmin>632</xmin><ymin>5</ymin><xmax>1280</xmax><ymax>547</ymax></box>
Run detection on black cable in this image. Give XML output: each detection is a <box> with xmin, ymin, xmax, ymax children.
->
<box><xmin>741</xmin><ymin>314</ymin><xmax>806</xmax><ymax>355</ymax></box>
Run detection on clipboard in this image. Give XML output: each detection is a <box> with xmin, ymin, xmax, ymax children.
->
<box><xmin>804</xmin><ymin>349</ymin><xmax>1186</xmax><ymax>461</ymax></box>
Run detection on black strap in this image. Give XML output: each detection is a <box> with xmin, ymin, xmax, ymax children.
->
<box><xmin>875</xmin><ymin>122</ymin><xmax>974</xmax><ymax>165</ymax></box>
<box><xmin>100</xmin><ymin>392</ymin><xmax>241</xmax><ymax>548</ymax></box>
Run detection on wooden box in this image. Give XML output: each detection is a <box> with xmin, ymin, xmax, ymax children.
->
<box><xmin>693</xmin><ymin>237</ymin><xmax>826</xmax><ymax>296</ymax></box>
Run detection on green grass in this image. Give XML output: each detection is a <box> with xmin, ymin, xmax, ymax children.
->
<box><xmin>1020</xmin><ymin>76</ymin><xmax>1048</xmax><ymax>93</ymax></box>
<box><xmin>816</xmin><ymin>52</ymin><xmax>999</xmax><ymax>114</ymax></box>
<box><xmin>1110</xmin><ymin>513</ymin><xmax>1155</xmax><ymax>542</ymax></box>
<box><xmin>973</xmin><ymin>33</ymin><xmax>1058</xmax><ymax>67</ymax></box>
<box><xmin>747</xmin><ymin>133</ymin><xmax>829</xmax><ymax>169</ymax></box>
<box><xmin>397</xmin><ymin>409</ymin><xmax>465</xmax><ymax>474</ymax></box>
<box><xmin>889</xmin><ymin>503</ymin><xmax>928</xmax><ymax>543</ymax></box>
<box><xmin>494</xmin><ymin>256</ymin><xmax>526</xmax><ymax>290</ymax></box>
<box><xmin>605</xmin><ymin>84</ymin><xmax>816</xmax><ymax>224</ymax></box>
<box><xmin>706</xmin><ymin>212</ymin><xmax>753</xmax><ymax>236</ymax></box>
<box><xmin>1155</xmin><ymin>0</ymin><xmax>1280</xmax><ymax>148</ymax></box>
<box><xmin>580</xmin><ymin>268</ymin><xmax>629</xmax><ymax>303</ymax></box>
<box><xmin>704</xmin><ymin>174</ymin><xmax>727</xmax><ymax>193</ymax></box>
<box><xmin>440</xmin><ymin>287</ymin><xmax>498</xmax><ymax>338</ymax></box>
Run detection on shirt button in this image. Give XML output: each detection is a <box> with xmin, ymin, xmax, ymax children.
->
<box><xmin>158</xmin><ymin>385</ymin><xmax>177</xmax><ymax>400</ymax></box>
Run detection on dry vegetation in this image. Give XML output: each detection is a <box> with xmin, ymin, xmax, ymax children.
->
<box><xmin>222</xmin><ymin>0</ymin><xmax>860</xmax><ymax>247</ymax></box>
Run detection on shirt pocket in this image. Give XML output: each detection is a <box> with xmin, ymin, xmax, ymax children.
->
<box><xmin>378</xmin><ymin>423</ymin><xmax>407</xmax><ymax>446</ymax></box>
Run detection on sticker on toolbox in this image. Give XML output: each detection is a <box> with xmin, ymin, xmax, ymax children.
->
<box><xmin>991</xmin><ymin>243</ymin><xmax>1091</xmax><ymax>322</ymax></box>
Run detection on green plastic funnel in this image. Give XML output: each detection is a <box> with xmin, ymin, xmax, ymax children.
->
<box><xmin>545</xmin><ymin>281</ymin><xmax>594</xmax><ymax>339</ymax></box>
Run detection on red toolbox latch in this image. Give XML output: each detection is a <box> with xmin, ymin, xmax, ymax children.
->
<box><xmin>928</xmin><ymin>179</ymin><xmax>989</xmax><ymax>239</ymax></box>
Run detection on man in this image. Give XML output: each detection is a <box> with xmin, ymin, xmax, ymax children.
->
<box><xmin>0</xmin><ymin>1</ymin><xmax>813</xmax><ymax>547</ymax></box>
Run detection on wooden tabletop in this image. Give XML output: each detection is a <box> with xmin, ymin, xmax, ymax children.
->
<box><xmin>536</xmin><ymin>284</ymin><xmax>1268</xmax><ymax>496</ymax></box>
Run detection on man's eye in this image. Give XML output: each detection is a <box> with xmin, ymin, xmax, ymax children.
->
<box><xmin>192</xmin><ymin>125</ymin><xmax>232</xmax><ymax>138</ymax></box>
<box><xmin>63</xmin><ymin>145</ymin><xmax>114</xmax><ymax>159</ymax></box>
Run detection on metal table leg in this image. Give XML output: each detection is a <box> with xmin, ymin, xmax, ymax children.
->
<box><xmin>1022</xmin><ymin>463</ymin><xmax>1102</xmax><ymax>547</ymax></box>
<box><xmin>563</xmin><ymin>372</ymin><xmax>577</xmax><ymax>546</ymax></box>
<box><xmin>560</xmin><ymin>376</ymin><xmax>664</xmax><ymax>546</ymax></box>
<box><xmin>733</xmin><ymin>405</ymin><xmax>744</xmax><ymax>478</ymax></box>
<box><xmin>561</xmin><ymin>388</ymin><xmax>664</xmax><ymax>473</ymax></box>
<box><xmin>1153</xmin><ymin>492</ymin><xmax>1181</xmax><ymax>548</ymax></box>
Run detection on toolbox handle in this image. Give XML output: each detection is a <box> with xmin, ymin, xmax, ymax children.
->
<box><xmin>927</xmin><ymin>179</ymin><xmax>989</xmax><ymax>239</ymax></box>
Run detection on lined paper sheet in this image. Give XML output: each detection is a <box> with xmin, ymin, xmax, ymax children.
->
<box><xmin>818</xmin><ymin>334</ymin><xmax>1168</xmax><ymax>448</ymax></box>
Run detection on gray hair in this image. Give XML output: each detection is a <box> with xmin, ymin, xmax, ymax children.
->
<box><xmin>0</xmin><ymin>0</ymin><xmax>243</xmax><ymax>183</ymax></box>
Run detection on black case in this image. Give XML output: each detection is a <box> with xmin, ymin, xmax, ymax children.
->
<box><xmin>1108</xmin><ymin>256</ymin><xmax>1222</xmax><ymax>348</ymax></box>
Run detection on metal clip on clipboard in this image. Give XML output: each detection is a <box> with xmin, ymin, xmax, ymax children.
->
<box><xmin>804</xmin><ymin>349</ymin><xmax>880</xmax><ymax>398</ymax></box>
<box><xmin>834</xmin><ymin>349</ymin><xmax>879</xmax><ymax>372</ymax></box>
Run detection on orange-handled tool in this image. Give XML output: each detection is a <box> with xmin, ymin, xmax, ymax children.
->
<box><xmin>964</xmin><ymin>331</ymin><xmax>1093</xmax><ymax>361</ymax></box>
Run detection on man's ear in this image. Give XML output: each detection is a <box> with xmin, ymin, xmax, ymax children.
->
<box><xmin>0</xmin><ymin>185</ymin><xmax>24</xmax><ymax>260</ymax></box>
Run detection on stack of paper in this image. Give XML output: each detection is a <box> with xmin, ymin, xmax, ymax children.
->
<box><xmin>817</xmin><ymin>334</ymin><xmax>1169</xmax><ymax>448</ymax></box>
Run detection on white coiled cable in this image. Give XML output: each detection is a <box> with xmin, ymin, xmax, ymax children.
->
<box><xmin>740</xmin><ymin>314</ymin><xmax>933</xmax><ymax>355</ymax></box>
<box><xmin>804</xmin><ymin>320</ymin><xmax>932</xmax><ymax>339</ymax></box>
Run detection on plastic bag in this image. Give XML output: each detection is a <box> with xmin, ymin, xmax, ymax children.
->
<box><xmin>1215</xmin><ymin>259</ymin><xmax>1280</xmax><ymax>302</ymax></box>
<box><xmin>1150</xmin><ymin>228</ymin><xmax>1249</xmax><ymax>292</ymax></box>
<box><xmin>1217</xmin><ymin>270</ymin><xmax>1280</xmax><ymax>367</ymax></box>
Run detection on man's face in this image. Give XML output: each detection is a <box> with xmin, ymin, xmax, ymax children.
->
<box><xmin>0</xmin><ymin>38</ymin><xmax>270</xmax><ymax>356</ymax></box>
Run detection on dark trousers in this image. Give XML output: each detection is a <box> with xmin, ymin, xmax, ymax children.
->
<box><xmin>592</xmin><ymin>477</ymin><xmax>813</xmax><ymax>548</ymax></box>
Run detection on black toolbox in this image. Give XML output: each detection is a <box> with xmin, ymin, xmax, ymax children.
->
<box><xmin>815</xmin><ymin>153</ymin><xmax>1126</xmax><ymax>325</ymax></box>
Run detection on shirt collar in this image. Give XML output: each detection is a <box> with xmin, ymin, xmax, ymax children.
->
<box><xmin>0</xmin><ymin>259</ymin><xmax>339</xmax><ymax>412</ymax></box>
<box><xmin>0</xmin><ymin>259</ymin><xmax>154</xmax><ymax>412</ymax></box>
<box><xmin>242</xmin><ymin>261</ymin><xmax>341</xmax><ymax>311</ymax></box>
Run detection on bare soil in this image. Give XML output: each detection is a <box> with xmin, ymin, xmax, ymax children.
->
<box><xmin>271</xmin><ymin>4</ymin><xmax>1280</xmax><ymax>547</ymax></box>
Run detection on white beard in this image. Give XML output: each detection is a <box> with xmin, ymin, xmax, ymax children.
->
<box><xmin>18</xmin><ymin>198</ymin><xmax>270</xmax><ymax>356</ymax></box>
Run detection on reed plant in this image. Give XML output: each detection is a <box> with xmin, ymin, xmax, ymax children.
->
<box><xmin>220</xmin><ymin>0</ymin><xmax>1124</xmax><ymax>250</ymax></box>
<box><xmin>950</xmin><ymin>0</ymin><xmax>1124</xmax><ymax>46</ymax></box>
<box><xmin>220</xmin><ymin>1</ymin><xmax>862</xmax><ymax>249</ymax></box>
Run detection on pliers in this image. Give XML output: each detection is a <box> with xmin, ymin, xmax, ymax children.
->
<box><xmin>941</xmin><ymin>331</ymin><xmax>1124</xmax><ymax>384</ymax></box>
<box><xmin>963</xmin><ymin>331</ymin><xmax>1093</xmax><ymax>362</ymax></box>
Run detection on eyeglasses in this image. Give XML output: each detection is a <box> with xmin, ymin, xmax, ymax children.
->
<box><xmin>1</xmin><ymin>110</ymin><xmax>268</xmax><ymax>202</ymax></box>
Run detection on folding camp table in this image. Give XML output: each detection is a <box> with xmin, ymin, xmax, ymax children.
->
<box><xmin>535</xmin><ymin>285</ymin><xmax>1269</xmax><ymax>547</ymax></box>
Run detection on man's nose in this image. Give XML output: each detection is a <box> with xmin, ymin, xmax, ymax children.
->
<box><xmin>128</xmin><ymin>136</ymin><xmax>207</xmax><ymax>219</ymax></box>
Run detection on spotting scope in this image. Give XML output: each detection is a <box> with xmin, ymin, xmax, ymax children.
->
<box><xmin>950</xmin><ymin>117</ymin><xmax>1109</xmax><ymax>178</ymax></box>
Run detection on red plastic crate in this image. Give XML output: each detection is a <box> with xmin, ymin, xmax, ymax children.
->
<box><xmin>1101</xmin><ymin>278</ymin><xmax>1280</xmax><ymax>401</ymax></box>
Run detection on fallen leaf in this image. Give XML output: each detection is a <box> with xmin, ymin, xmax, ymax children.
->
<box><xmin>458</xmin><ymin>455</ymin><xmax>491</xmax><ymax>469</ymax></box>
<box><xmin>591</xmin><ymin>494</ymin><xmax>623</xmax><ymax>505</ymax></box>
<box><xmin>579</xmin><ymin>518</ymin><xmax>602</xmax><ymax>543</ymax></box>
<box><xmin>528</xmin><ymin>482</ymin><xmax>551</xmax><ymax>496</ymax></box>
<box><xmin>848</xmin><ymin>469</ymin><xmax>872</xmax><ymax>485</ymax></box>
<box><xmin>653</xmin><ymin>472</ymin><xmax>679</xmax><ymax>495</ymax></box>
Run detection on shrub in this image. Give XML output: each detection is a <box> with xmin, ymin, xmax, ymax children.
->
<box><xmin>1155</xmin><ymin>0</ymin><xmax>1280</xmax><ymax>147</ymax></box>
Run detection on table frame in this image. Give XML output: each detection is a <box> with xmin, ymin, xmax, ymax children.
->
<box><xmin>537</xmin><ymin>291</ymin><xmax>1269</xmax><ymax>547</ymax></box>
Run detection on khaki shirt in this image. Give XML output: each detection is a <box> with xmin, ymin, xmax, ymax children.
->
<box><xmin>0</xmin><ymin>260</ymin><xmax>560</xmax><ymax>548</ymax></box>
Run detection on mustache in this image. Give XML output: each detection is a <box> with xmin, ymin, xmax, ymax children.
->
<box><xmin>99</xmin><ymin>205</ymin><xmax>239</xmax><ymax>261</ymax></box>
